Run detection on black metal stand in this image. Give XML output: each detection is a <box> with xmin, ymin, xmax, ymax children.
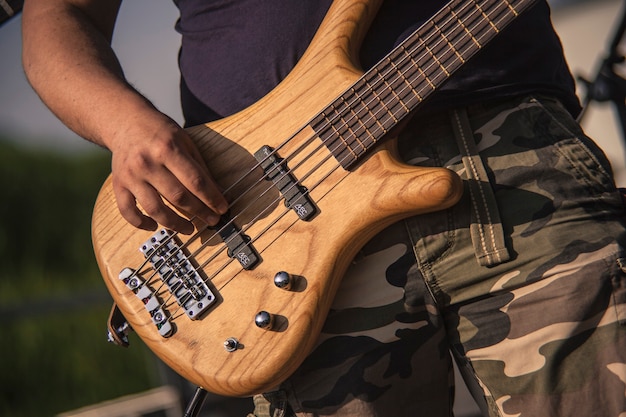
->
<box><xmin>577</xmin><ymin>0</ymin><xmax>626</xmax><ymax>146</ymax></box>
<box><xmin>0</xmin><ymin>0</ymin><xmax>23</xmax><ymax>27</ymax></box>
<box><xmin>182</xmin><ymin>386</ymin><xmax>209</xmax><ymax>417</ymax></box>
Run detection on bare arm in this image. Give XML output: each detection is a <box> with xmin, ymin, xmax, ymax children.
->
<box><xmin>22</xmin><ymin>0</ymin><xmax>228</xmax><ymax>234</ymax></box>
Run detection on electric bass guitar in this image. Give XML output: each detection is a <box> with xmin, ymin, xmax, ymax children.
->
<box><xmin>92</xmin><ymin>0</ymin><xmax>535</xmax><ymax>397</ymax></box>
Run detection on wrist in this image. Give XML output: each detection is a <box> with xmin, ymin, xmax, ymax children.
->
<box><xmin>98</xmin><ymin>92</ymin><xmax>178</xmax><ymax>153</ymax></box>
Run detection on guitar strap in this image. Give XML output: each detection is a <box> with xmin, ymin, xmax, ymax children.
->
<box><xmin>0</xmin><ymin>0</ymin><xmax>22</xmax><ymax>26</ymax></box>
<box><xmin>450</xmin><ymin>108</ymin><xmax>511</xmax><ymax>267</ymax></box>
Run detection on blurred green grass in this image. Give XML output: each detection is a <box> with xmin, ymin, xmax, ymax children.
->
<box><xmin>0</xmin><ymin>140</ymin><xmax>161</xmax><ymax>416</ymax></box>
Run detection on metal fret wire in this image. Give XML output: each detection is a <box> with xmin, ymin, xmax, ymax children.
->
<box><xmin>315</xmin><ymin>0</ymin><xmax>531</xmax><ymax>168</ymax></box>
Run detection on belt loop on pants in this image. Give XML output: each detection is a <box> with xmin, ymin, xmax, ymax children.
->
<box><xmin>450</xmin><ymin>108</ymin><xmax>511</xmax><ymax>267</ymax></box>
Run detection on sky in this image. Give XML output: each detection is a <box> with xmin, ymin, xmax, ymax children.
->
<box><xmin>0</xmin><ymin>0</ymin><xmax>183</xmax><ymax>152</ymax></box>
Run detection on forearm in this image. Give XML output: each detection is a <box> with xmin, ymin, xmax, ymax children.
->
<box><xmin>21</xmin><ymin>0</ymin><xmax>161</xmax><ymax>151</ymax></box>
<box><xmin>22</xmin><ymin>0</ymin><xmax>228</xmax><ymax>232</ymax></box>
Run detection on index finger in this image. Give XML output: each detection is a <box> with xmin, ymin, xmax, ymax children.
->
<box><xmin>165</xmin><ymin>132</ymin><xmax>230</xmax><ymax>221</ymax></box>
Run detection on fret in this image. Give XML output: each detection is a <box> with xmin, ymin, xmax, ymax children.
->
<box><xmin>474</xmin><ymin>1</ymin><xmax>501</xmax><ymax>34</ymax></box>
<box><xmin>387</xmin><ymin>46</ymin><xmax>429</xmax><ymax>104</ymax></box>
<box><xmin>343</xmin><ymin>93</ymin><xmax>372</xmax><ymax>151</ymax></box>
<box><xmin>503</xmin><ymin>0</ymin><xmax>520</xmax><ymax>17</ymax></box>
<box><xmin>435</xmin><ymin>11</ymin><xmax>469</xmax><ymax>64</ymax></box>
<box><xmin>416</xmin><ymin>65</ymin><xmax>437</xmax><ymax>92</ymax></box>
<box><xmin>348</xmin><ymin>80</ymin><xmax>386</xmax><ymax>127</ymax></box>
<box><xmin>364</xmin><ymin>93</ymin><xmax>399</xmax><ymax>131</ymax></box>
<box><xmin>367</xmin><ymin>45</ymin><xmax>430</xmax><ymax>121</ymax></box>
<box><xmin>327</xmin><ymin>103</ymin><xmax>365</xmax><ymax>159</ymax></box>
<box><xmin>365</xmin><ymin>68</ymin><xmax>408</xmax><ymax>121</ymax></box>
<box><xmin>480</xmin><ymin>0</ymin><xmax>518</xmax><ymax>33</ymax></box>
<box><xmin>435</xmin><ymin>2</ymin><xmax>486</xmax><ymax>57</ymax></box>
<box><xmin>410</xmin><ymin>38</ymin><xmax>450</xmax><ymax>93</ymax></box>
<box><xmin>357</xmin><ymin>68</ymin><xmax>410</xmax><ymax>133</ymax></box>
<box><xmin>418</xmin><ymin>30</ymin><xmax>452</xmax><ymax>78</ymax></box>
<box><xmin>352</xmin><ymin>87</ymin><xmax>397</xmax><ymax>132</ymax></box>
<box><xmin>387</xmin><ymin>58</ymin><xmax>425</xmax><ymax>105</ymax></box>
<box><xmin>313</xmin><ymin>0</ymin><xmax>535</xmax><ymax>169</ymax></box>
<box><xmin>401</xmin><ymin>41</ymin><xmax>442</xmax><ymax>92</ymax></box>
<box><xmin>341</xmin><ymin>89</ymin><xmax>384</xmax><ymax>153</ymax></box>
<box><xmin>318</xmin><ymin>91</ymin><xmax>386</xmax><ymax>164</ymax></box>
<box><xmin>322</xmin><ymin>116</ymin><xmax>358</xmax><ymax>165</ymax></box>
<box><xmin>374</xmin><ymin>63</ymin><xmax>414</xmax><ymax>114</ymax></box>
<box><xmin>450</xmin><ymin>7</ymin><xmax>483</xmax><ymax>48</ymax></box>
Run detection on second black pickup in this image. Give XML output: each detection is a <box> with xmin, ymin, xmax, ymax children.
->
<box><xmin>254</xmin><ymin>145</ymin><xmax>317</xmax><ymax>221</ymax></box>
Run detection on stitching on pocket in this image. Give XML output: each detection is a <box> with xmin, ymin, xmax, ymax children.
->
<box><xmin>614</xmin><ymin>257</ymin><xmax>626</xmax><ymax>326</ymax></box>
<box><xmin>530</xmin><ymin>96</ymin><xmax>614</xmax><ymax>187</ymax></box>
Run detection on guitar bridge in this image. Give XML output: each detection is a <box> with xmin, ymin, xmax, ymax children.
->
<box><xmin>140</xmin><ymin>229</ymin><xmax>217</xmax><ymax>320</ymax></box>
<box><xmin>119</xmin><ymin>267</ymin><xmax>173</xmax><ymax>337</ymax></box>
<box><xmin>118</xmin><ymin>229</ymin><xmax>217</xmax><ymax>337</ymax></box>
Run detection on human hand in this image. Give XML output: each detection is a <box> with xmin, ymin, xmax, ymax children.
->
<box><xmin>108</xmin><ymin>113</ymin><xmax>228</xmax><ymax>235</ymax></box>
<box><xmin>22</xmin><ymin>0</ymin><xmax>227</xmax><ymax>234</ymax></box>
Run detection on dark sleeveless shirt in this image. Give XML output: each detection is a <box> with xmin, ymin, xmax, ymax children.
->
<box><xmin>173</xmin><ymin>0</ymin><xmax>580</xmax><ymax>126</ymax></box>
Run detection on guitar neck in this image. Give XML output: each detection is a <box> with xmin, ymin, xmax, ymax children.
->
<box><xmin>312</xmin><ymin>0</ymin><xmax>536</xmax><ymax>169</ymax></box>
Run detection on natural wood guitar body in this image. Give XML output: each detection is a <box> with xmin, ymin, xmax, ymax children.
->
<box><xmin>92</xmin><ymin>0</ymin><xmax>532</xmax><ymax>397</ymax></box>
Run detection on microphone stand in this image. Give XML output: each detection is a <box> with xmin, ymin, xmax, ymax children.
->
<box><xmin>577</xmin><ymin>0</ymin><xmax>626</xmax><ymax>146</ymax></box>
<box><xmin>577</xmin><ymin>0</ymin><xmax>626</xmax><ymax>194</ymax></box>
<box><xmin>182</xmin><ymin>387</ymin><xmax>209</xmax><ymax>417</ymax></box>
<box><xmin>0</xmin><ymin>0</ymin><xmax>23</xmax><ymax>27</ymax></box>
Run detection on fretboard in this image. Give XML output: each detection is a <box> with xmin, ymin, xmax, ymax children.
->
<box><xmin>312</xmin><ymin>0</ymin><xmax>536</xmax><ymax>169</ymax></box>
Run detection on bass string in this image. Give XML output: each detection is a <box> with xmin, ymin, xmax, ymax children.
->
<box><xmin>133</xmin><ymin>136</ymin><xmax>321</xmax><ymax>312</ymax></box>
<box><xmin>129</xmin><ymin>91</ymin><xmax>329</xmax><ymax>297</ymax></box>
<box><xmin>155</xmin><ymin>96</ymin><xmax>380</xmax><ymax>314</ymax></box>
<box><xmin>316</xmin><ymin>0</ymin><xmax>525</xmax><ymax>158</ymax></box>
<box><xmin>156</xmin><ymin>0</ymin><xmax>513</xmax><ymax>267</ymax></box>
<box><xmin>160</xmin><ymin>140</ymin><xmax>348</xmax><ymax>320</ymax></box>
<box><xmin>144</xmin><ymin>0</ymin><xmax>508</xmax><ymax>296</ymax></box>
<box><xmin>148</xmin><ymin>0</ymin><xmax>514</xmax><ymax>286</ymax></box>
<box><xmin>207</xmin><ymin>0</ymin><xmax>513</xmax><ymax>225</ymax></box>
<box><xmin>188</xmin><ymin>0</ymin><xmax>527</xmax><ymax>276</ymax></box>
<box><xmin>311</xmin><ymin>0</ymin><xmax>478</xmax><ymax>155</ymax></box>
<box><xmin>198</xmin><ymin>148</ymin><xmax>350</xmax><ymax>284</ymax></box>
<box><xmin>123</xmin><ymin>0</ymin><xmax>472</xmax><ymax>290</ymax></box>
<box><xmin>144</xmin><ymin>124</ymin><xmax>342</xmax><ymax>313</ymax></box>
<box><xmin>197</xmin><ymin>0</ymin><xmax>510</xmax><ymax>252</ymax></box>
<box><xmin>142</xmin><ymin>0</ymin><xmax>526</xmax><ymax>316</ymax></box>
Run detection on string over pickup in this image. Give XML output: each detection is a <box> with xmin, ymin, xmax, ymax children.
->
<box><xmin>255</xmin><ymin>145</ymin><xmax>317</xmax><ymax>220</ymax></box>
<box><xmin>211</xmin><ymin>215</ymin><xmax>260</xmax><ymax>270</ymax></box>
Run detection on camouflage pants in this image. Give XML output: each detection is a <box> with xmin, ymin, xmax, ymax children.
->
<box><xmin>249</xmin><ymin>95</ymin><xmax>626</xmax><ymax>417</ymax></box>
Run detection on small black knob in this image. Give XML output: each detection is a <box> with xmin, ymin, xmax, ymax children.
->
<box><xmin>273</xmin><ymin>271</ymin><xmax>293</xmax><ymax>290</ymax></box>
<box><xmin>255</xmin><ymin>311</ymin><xmax>274</xmax><ymax>330</ymax></box>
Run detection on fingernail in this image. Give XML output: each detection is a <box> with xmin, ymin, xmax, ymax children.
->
<box><xmin>205</xmin><ymin>214</ymin><xmax>221</xmax><ymax>227</ymax></box>
<box><xmin>217</xmin><ymin>201</ymin><xmax>229</xmax><ymax>214</ymax></box>
<box><xmin>180</xmin><ymin>221</ymin><xmax>195</xmax><ymax>235</ymax></box>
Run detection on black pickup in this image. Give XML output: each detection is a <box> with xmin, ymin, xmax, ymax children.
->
<box><xmin>254</xmin><ymin>145</ymin><xmax>317</xmax><ymax>221</ymax></box>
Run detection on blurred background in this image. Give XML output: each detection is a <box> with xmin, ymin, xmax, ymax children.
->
<box><xmin>1</xmin><ymin>0</ymin><xmax>625</xmax><ymax>416</ymax></box>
